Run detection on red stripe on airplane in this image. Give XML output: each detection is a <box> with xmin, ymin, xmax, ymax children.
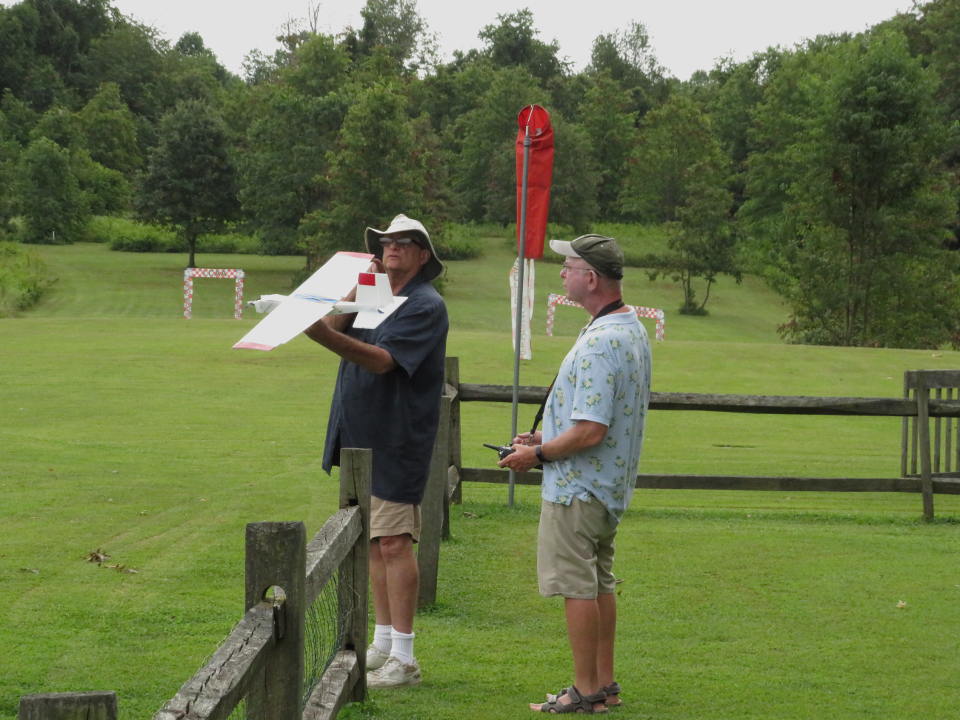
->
<box><xmin>358</xmin><ymin>273</ymin><xmax>376</xmax><ymax>286</ymax></box>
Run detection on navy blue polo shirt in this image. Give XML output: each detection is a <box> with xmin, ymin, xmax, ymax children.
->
<box><xmin>321</xmin><ymin>274</ymin><xmax>448</xmax><ymax>504</ymax></box>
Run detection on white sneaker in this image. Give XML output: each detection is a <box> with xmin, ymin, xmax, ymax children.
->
<box><xmin>365</xmin><ymin>644</ymin><xmax>390</xmax><ymax>671</ymax></box>
<box><xmin>367</xmin><ymin>656</ymin><xmax>421</xmax><ymax>688</ymax></box>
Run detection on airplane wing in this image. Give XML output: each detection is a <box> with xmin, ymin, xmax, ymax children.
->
<box><xmin>233</xmin><ymin>251</ymin><xmax>373</xmax><ymax>351</ymax></box>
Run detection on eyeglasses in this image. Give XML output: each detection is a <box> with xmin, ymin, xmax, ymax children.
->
<box><xmin>379</xmin><ymin>236</ymin><xmax>420</xmax><ymax>247</ymax></box>
<box><xmin>561</xmin><ymin>263</ymin><xmax>594</xmax><ymax>274</ymax></box>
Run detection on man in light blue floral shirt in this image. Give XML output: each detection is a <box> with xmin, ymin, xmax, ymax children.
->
<box><xmin>500</xmin><ymin>234</ymin><xmax>651</xmax><ymax>714</ymax></box>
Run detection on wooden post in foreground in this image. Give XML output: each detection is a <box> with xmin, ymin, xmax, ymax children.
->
<box><xmin>19</xmin><ymin>693</ymin><xmax>117</xmax><ymax>720</ymax></box>
<box><xmin>418</xmin><ymin>394</ymin><xmax>451</xmax><ymax>608</ymax></box>
<box><xmin>446</xmin><ymin>357</ymin><xmax>463</xmax><ymax>512</ymax></box>
<box><xmin>244</xmin><ymin>522</ymin><xmax>306</xmax><ymax>720</ymax></box>
<box><xmin>917</xmin><ymin>386</ymin><xmax>935</xmax><ymax>521</ymax></box>
<box><xmin>339</xmin><ymin>448</ymin><xmax>371</xmax><ymax>702</ymax></box>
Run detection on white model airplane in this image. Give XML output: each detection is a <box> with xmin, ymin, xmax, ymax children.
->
<box><xmin>233</xmin><ymin>251</ymin><xmax>407</xmax><ymax>351</ymax></box>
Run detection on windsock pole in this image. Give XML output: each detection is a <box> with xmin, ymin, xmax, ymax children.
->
<box><xmin>508</xmin><ymin>122</ymin><xmax>533</xmax><ymax>507</ymax></box>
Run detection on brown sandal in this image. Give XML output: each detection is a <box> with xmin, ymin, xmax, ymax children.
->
<box><xmin>601</xmin><ymin>682</ymin><xmax>622</xmax><ymax>708</ymax></box>
<box><xmin>535</xmin><ymin>685</ymin><xmax>608</xmax><ymax>713</ymax></box>
<box><xmin>547</xmin><ymin>683</ymin><xmax>621</xmax><ymax>709</ymax></box>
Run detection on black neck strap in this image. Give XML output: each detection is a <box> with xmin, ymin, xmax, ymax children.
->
<box><xmin>528</xmin><ymin>298</ymin><xmax>626</xmax><ymax>435</ymax></box>
<box><xmin>592</xmin><ymin>298</ymin><xmax>625</xmax><ymax>323</ymax></box>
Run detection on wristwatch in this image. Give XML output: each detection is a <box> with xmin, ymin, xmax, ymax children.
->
<box><xmin>535</xmin><ymin>445</ymin><xmax>548</xmax><ymax>463</ymax></box>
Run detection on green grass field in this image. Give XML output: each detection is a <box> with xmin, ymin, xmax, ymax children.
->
<box><xmin>2</xmin><ymin>241</ymin><xmax>959</xmax><ymax>720</ymax></box>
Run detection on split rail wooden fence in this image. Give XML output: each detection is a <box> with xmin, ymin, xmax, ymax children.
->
<box><xmin>440</xmin><ymin>360</ymin><xmax>960</xmax><ymax>522</ymax></box>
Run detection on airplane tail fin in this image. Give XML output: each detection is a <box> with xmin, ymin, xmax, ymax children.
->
<box><xmin>352</xmin><ymin>272</ymin><xmax>406</xmax><ymax>329</ymax></box>
<box><xmin>355</xmin><ymin>273</ymin><xmax>392</xmax><ymax>308</ymax></box>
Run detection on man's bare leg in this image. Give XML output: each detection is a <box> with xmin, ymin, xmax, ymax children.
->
<box><xmin>369</xmin><ymin>540</ymin><xmax>392</xmax><ymax>625</ymax></box>
<box><xmin>529</xmin><ymin>598</ymin><xmax>605</xmax><ymax>711</ymax></box>
<box><xmin>597</xmin><ymin>591</ymin><xmax>620</xmax><ymax>705</ymax></box>
<box><xmin>377</xmin><ymin>534</ymin><xmax>418</xmax><ymax>634</ymax></box>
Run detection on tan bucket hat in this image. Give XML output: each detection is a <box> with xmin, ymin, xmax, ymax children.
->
<box><xmin>364</xmin><ymin>214</ymin><xmax>444</xmax><ymax>281</ymax></box>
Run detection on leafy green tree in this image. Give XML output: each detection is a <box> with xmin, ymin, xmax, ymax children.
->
<box><xmin>16</xmin><ymin>136</ymin><xmax>88</xmax><ymax>244</ymax></box>
<box><xmin>163</xmin><ymin>31</ymin><xmax>238</xmax><ymax>107</ymax></box>
<box><xmin>620</xmin><ymin>94</ymin><xmax>737</xmax><ymax>313</ymax></box>
<box><xmin>0</xmin><ymin>92</ymin><xmax>38</xmax><ymax>146</ymax></box>
<box><xmin>907</xmin><ymin>0</ymin><xmax>960</xmax><ymax>119</ymax></box>
<box><xmin>477</xmin><ymin>10</ymin><xmax>567</xmax><ymax>85</ymax></box>
<box><xmin>342</xmin><ymin>0</ymin><xmax>438</xmax><ymax>74</ymax></box>
<box><xmin>740</xmin><ymin>31</ymin><xmax>959</xmax><ymax>347</ymax></box>
<box><xmin>302</xmin><ymin>82</ymin><xmax>425</xmax><ymax>263</ymax></box>
<box><xmin>0</xmin><ymin>0</ymin><xmax>113</xmax><ymax>110</ymax></box>
<box><xmin>27</xmin><ymin>100</ymin><xmax>132</xmax><ymax>215</ymax></box>
<box><xmin>696</xmin><ymin>51</ymin><xmax>782</xmax><ymax>212</ymax></box>
<box><xmin>23</xmin><ymin>0</ymin><xmax>112</xmax><ymax>79</ymax></box>
<box><xmin>79</xmin><ymin>19</ymin><xmax>171</xmax><ymax>123</ymax></box>
<box><xmin>587</xmin><ymin>20</ymin><xmax>668</xmax><ymax>117</ymax></box>
<box><xmin>414</xmin><ymin>58</ymin><xmax>499</xmax><ymax>135</ymax></box>
<box><xmin>0</xmin><ymin>110</ymin><xmax>22</xmax><ymax>229</ymax></box>
<box><xmin>578</xmin><ymin>73</ymin><xmax>636</xmax><ymax>219</ymax></box>
<box><xmin>237</xmin><ymin>87</ymin><xmax>346</xmax><ymax>254</ymax></box>
<box><xmin>29</xmin><ymin>105</ymin><xmax>82</xmax><ymax>149</ymax></box>
<box><xmin>657</xmin><ymin>173</ymin><xmax>739</xmax><ymax>315</ymax></box>
<box><xmin>77</xmin><ymin>82</ymin><xmax>141</xmax><ymax>173</ymax></box>
<box><xmin>620</xmin><ymin>95</ymin><xmax>721</xmax><ymax>222</ymax></box>
<box><xmin>138</xmin><ymin>100</ymin><xmax>239</xmax><ymax>267</ymax></box>
<box><xmin>447</xmin><ymin>66</ymin><xmax>547</xmax><ymax>221</ymax></box>
<box><xmin>911</xmin><ymin>0</ymin><xmax>960</xmax><ymax>245</ymax></box>
<box><xmin>542</xmin><ymin>118</ymin><xmax>599</xmax><ymax>232</ymax></box>
<box><xmin>236</xmin><ymin>36</ymin><xmax>351</xmax><ymax>254</ymax></box>
<box><xmin>72</xmin><ymin>149</ymin><xmax>132</xmax><ymax>214</ymax></box>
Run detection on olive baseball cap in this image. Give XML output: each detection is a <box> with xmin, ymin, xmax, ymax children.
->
<box><xmin>549</xmin><ymin>234</ymin><xmax>624</xmax><ymax>279</ymax></box>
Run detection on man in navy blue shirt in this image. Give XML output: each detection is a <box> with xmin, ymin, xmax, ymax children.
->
<box><xmin>305</xmin><ymin>214</ymin><xmax>448</xmax><ymax>689</ymax></box>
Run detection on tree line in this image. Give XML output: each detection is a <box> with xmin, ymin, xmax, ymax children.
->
<box><xmin>1</xmin><ymin>0</ymin><xmax>959</xmax><ymax>348</ymax></box>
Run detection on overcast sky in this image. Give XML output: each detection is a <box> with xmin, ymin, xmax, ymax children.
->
<box><xmin>109</xmin><ymin>0</ymin><xmax>916</xmax><ymax>80</ymax></box>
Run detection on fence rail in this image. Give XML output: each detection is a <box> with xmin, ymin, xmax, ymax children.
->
<box><xmin>447</xmin><ymin>370</ymin><xmax>960</xmax><ymax>521</ymax></box>
<box><xmin>458</xmin><ymin>384</ymin><xmax>960</xmax><ymax>417</ymax></box>
<box><xmin>155</xmin><ymin>447</ymin><xmax>373</xmax><ymax>720</ymax></box>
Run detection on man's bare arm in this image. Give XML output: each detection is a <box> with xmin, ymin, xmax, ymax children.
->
<box><xmin>304</xmin><ymin>320</ymin><xmax>396</xmax><ymax>374</ymax></box>
<box><xmin>498</xmin><ymin>419</ymin><xmax>607</xmax><ymax>473</ymax></box>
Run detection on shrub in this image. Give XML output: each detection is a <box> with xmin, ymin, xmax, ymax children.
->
<box><xmin>197</xmin><ymin>231</ymin><xmax>260</xmax><ymax>254</ymax></box>
<box><xmin>434</xmin><ymin>223</ymin><xmax>485</xmax><ymax>260</ymax></box>
<box><xmin>92</xmin><ymin>216</ymin><xmax>261</xmax><ymax>254</ymax></box>
<box><xmin>0</xmin><ymin>241</ymin><xmax>55</xmax><ymax>316</ymax></box>
<box><xmin>107</xmin><ymin>218</ymin><xmax>179</xmax><ymax>252</ymax></box>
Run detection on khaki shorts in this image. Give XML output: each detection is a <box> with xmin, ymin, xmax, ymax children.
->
<box><xmin>538</xmin><ymin>497</ymin><xmax>618</xmax><ymax>599</ymax></box>
<box><xmin>370</xmin><ymin>496</ymin><xmax>421</xmax><ymax>542</ymax></box>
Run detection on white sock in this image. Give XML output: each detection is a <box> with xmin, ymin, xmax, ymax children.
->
<box><xmin>373</xmin><ymin>624</ymin><xmax>393</xmax><ymax>654</ymax></box>
<box><xmin>390</xmin><ymin>629</ymin><xmax>415</xmax><ymax>664</ymax></box>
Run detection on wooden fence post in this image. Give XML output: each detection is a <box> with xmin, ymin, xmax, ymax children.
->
<box><xmin>19</xmin><ymin>692</ymin><xmax>117</xmax><ymax>720</ymax></box>
<box><xmin>917</xmin><ymin>385</ymin><xmax>935</xmax><ymax>520</ymax></box>
<box><xmin>339</xmin><ymin>448</ymin><xmax>371</xmax><ymax>703</ymax></box>
<box><xmin>418</xmin><ymin>394</ymin><xmax>451</xmax><ymax>608</ymax></box>
<box><xmin>443</xmin><ymin>357</ymin><xmax>462</xmax><ymax>540</ymax></box>
<box><xmin>244</xmin><ymin>522</ymin><xmax>306</xmax><ymax>720</ymax></box>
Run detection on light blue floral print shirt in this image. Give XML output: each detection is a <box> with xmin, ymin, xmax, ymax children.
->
<box><xmin>541</xmin><ymin>310</ymin><xmax>651</xmax><ymax>522</ymax></box>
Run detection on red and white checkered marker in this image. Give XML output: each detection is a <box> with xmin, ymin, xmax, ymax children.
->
<box><xmin>545</xmin><ymin>293</ymin><xmax>664</xmax><ymax>340</ymax></box>
<box><xmin>183</xmin><ymin>268</ymin><xmax>245</xmax><ymax>319</ymax></box>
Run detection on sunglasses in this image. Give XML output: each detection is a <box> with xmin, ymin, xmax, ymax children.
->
<box><xmin>379</xmin><ymin>236</ymin><xmax>421</xmax><ymax>247</ymax></box>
